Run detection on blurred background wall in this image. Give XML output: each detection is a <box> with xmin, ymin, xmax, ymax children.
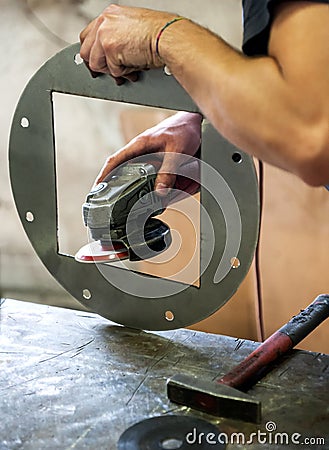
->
<box><xmin>1</xmin><ymin>1</ymin><xmax>328</xmax><ymax>352</ymax></box>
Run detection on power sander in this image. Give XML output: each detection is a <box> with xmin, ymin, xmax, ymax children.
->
<box><xmin>75</xmin><ymin>162</ymin><xmax>172</xmax><ymax>264</ymax></box>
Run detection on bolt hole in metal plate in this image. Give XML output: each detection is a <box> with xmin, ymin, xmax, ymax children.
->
<box><xmin>82</xmin><ymin>289</ymin><xmax>92</xmax><ymax>300</ymax></box>
<box><xmin>20</xmin><ymin>117</ymin><xmax>30</xmax><ymax>128</ymax></box>
<box><xmin>9</xmin><ymin>44</ymin><xmax>259</xmax><ymax>331</ymax></box>
<box><xmin>25</xmin><ymin>211</ymin><xmax>35</xmax><ymax>222</ymax></box>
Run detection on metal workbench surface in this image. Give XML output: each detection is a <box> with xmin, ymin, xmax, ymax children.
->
<box><xmin>0</xmin><ymin>299</ymin><xmax>328</xmax><ymax>450</ymax></box>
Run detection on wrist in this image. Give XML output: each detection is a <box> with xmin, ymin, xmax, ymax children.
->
<box><xmin>156</xmin><ymin>19</ymin><xmax>223</xmax><ymax>83</ymax></box>
<box><xmin>150</xmin><ymin>13</ymin><xmax>178</xmax><ymax>66</ymax></box>
<box><xmin>175</xmin><ymin>111</ymin><xmax>203</xmax><ymax>125</ymax></box>
<box><xmin>155</xmin><ymin>17</ymin><xmax>186</xmax><ymax>60</ymax></box>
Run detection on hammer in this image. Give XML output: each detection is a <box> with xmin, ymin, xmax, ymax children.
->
<box><xmin>167</xmin><ymin>294</ymin><xmax>329</xmax><ymax>423</ymax></box>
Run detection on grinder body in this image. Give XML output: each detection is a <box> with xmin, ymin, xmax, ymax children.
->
<box><xmin>80</xmin><ymin>162</ymin><xmax>171</xmax><ymax>262</ymax></box>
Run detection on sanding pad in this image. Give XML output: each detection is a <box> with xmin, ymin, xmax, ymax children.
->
<box><xmin>75</xmin><ymin>240</ymin><xmax>129</xmax><ymax>263</ymax></box>
<box><xmin>117</xmin><ymin>415</ymin><xmax>225</xmax><ymax>449</ymax></box>
<box><xmin>75</xmin><ymin>218</ymin><xmax>172</xmax><ymax>264</ymax></box>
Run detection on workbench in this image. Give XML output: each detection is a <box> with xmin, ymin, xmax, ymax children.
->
<box><xmin>0</xmin><ymin>299</ymin><xmax>328</xmax><ymax>449</ymax></box>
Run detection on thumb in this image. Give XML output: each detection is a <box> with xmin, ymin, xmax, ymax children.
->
<box><xmin>155</xmin><ymin>152</ymin><xmax>178</xmax><ymax>196</ymax></box>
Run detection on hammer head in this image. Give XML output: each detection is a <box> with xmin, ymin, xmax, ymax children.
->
<box><xmin>167</xmin><ymin>374</ymin><xmax>261</xmax><ymax>424</ymax></box>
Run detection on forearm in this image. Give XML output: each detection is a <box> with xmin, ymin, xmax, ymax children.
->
<box><xmin>158</xmin><ymin>19</ymin><xmax>329</xmax><ymax>185</ymax></box>
<box><xmin>80</xmin><ymin>3</ymin><xmax>329</xmax><ymax>185</ymax></box>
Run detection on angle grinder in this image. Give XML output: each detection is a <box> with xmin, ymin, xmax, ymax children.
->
<box><xmin>75</xmin><ymin>162</ymin><xmax>172</xmax><ymax>263</ymax></box>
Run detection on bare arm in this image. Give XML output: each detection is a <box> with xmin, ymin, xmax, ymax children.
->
<box><xmin>157</xmin><ymin>2</ymin><xmax>329</xmax><ymax>185</ymax></box>
<box><xmin>80</xmin><ymin>2</ymin><xmax>329</xmax><ymax>186</ymax></box>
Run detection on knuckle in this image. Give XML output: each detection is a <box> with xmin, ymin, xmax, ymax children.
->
<box><xmin>101</xmin><ymin>37</ymin><xmax>113</xmax><ymax>52</ymax></box>
<box><xmin>88</xmin><ymin>56</ymin><xmax>105</xmax><ymax>72</ymax></box>
<box><xmin>104</xmin><ymin>4</ymin><xmax>121</xmax><ymax>14</ymax></box>
<box><xmin>105</xmin><ymin>156</ymin><xmax>114</xmax><ymax>165</ymax></box>
<box><xmin>111</xmin><ymin>66</ymin><xmax>124</xmax><ymax>77</ymax></box>
<box><xmin>79</xmin><ymin>49</ymin><xmax>87</xmax><ymax>61</ymax></box>
<box><xmin>96</xmin><ymin>15</ymin><xmax>105</xmax><ymax>26</ymax></box>
<box><xmin>88</xmin><ymin>63</ymin><xmax>96</xmax><ymax>71</ymax></box>
<box><xmin>135</xmin><ymin>134</ymin><xmax>149</xmax><ymax>147</ymax></box>
<box><xmin>79</xmin><ymin>43</ymin><xmax>88</xmax><ymax>60</ymax></box>
<box><xmin>87</xmin><ymin>57</ymin><xmax>96</xmax><ymax>70</ymax></box>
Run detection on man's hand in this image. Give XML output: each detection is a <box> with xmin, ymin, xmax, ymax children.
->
<box><xmin>95</xmin><ymin>112</ymin><xmax>202</xmax><ymax>196</ymax></box>
<box><xmin>80</xmin><ymin>4</ymin><xmax>176</xmax><ymax>82</ymax></box>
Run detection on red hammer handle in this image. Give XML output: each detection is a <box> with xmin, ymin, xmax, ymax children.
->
<box><xmin>219</xmin><ymin>294</ymin><xmax>329</xmax><ymax>389</ymax></box>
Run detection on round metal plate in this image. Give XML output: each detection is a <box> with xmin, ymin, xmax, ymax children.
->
<box><xmin>9</xmin><ymin>44</ymin><xmax>259</xmax><ymax>330</ymax></box>
<box><xmin>117</xmin><ymin>415</ymin><xmax>225</xmax><ymax>449</ymax></box>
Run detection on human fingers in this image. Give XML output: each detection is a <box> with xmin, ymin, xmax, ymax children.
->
<box><xmin>102</xmin><ymin>51</ymin><xmax>139</xmax><ymax>79</ymax></box>
<box><xmin>87</xmin><ymin>47</ymin><xmax>136</xmax><ymax>79</ymax></box>
<box><xmin>175</xmin><ymin>159</ymin><xmax>200</xmax><ymax>196</ymax></box>
<box><xmin>154</xmin><ymin>152</ymin><xmax>179</xmax><ymax>196</ymax></box>
<box><xmin>80</xmin><ymin>16</ymin><xmax>103</xmax><ymax>64</ymax></box>
<box><xmin>155</xmin><ymin>153</ymin><xmax>201</xmax><ymax>198</ymax></box>
<box><xmin>112</xmin><ymin>72</ymin><xmax>140</xmax><ymax>84</ymax></box>
<box><xmin>79</xmin><ymin>18</ymin><xmax>96</xmax><ymax>44</ymax></box>
<box><xmin>94</xmin><ymin>136</ymin><xmax>151</xmax><ymax>185</ymax></box>
<box><xmin>88</xmin><ymin>24</ymin><xmax>141</xmax><ymax>76</ymax></box>
<box><xmin>84</xmin><ymin>52</ymin><xmax>139</xmax><ymax>82</ymax></box>
<box><xmin>88</xmin><ymin>37</ymin><xmax>108</xmax><ymax>73</ymax></box>
<box><xmin>82</xmin><ymin>63</ymin><xmax>138</xmax><ymax>83</ymax></box>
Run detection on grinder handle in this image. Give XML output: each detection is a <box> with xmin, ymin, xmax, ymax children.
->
<box><xmin>219</xmin><ymin>294</ymin><xmax>329</xmax><ymax>389</ymax></box>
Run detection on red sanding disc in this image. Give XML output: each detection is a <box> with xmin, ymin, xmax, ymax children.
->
<box><xmin>75</xmin><ymin>240</ymin><xmax>129</xmax><ymax>263</ymax></box>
